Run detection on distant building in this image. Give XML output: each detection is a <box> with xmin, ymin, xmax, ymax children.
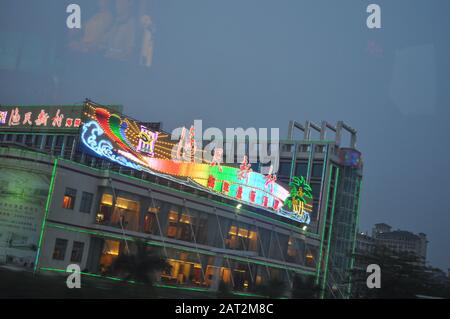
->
<box><xmin>355</xmin><ymin>232</ymin><xmax>376</xmax><ymax>258</ymax></box>
<box><xmin>371</xmin><ymin>223</ymin><xmax>428</xmax><ymax>262</ymax></box>
<box><xmin>355</xmin><ymin>223</ymin><xmax>428</xmax><ymax>272</ymax></box>
<box><xmin>352</xmin><ymin>224</ymin><xmax>429</xmax><ymax>297</ymax></box>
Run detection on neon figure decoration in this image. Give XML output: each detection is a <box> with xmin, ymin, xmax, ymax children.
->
<box><xmin>80</xmin><ymin>104</ymin><xmax>312</xmax><ymax>224</ymax></box>
<box><xmin>284</xmin><ymin>176</ymin><xmax>313</xmax><ymax>222</ymax></box>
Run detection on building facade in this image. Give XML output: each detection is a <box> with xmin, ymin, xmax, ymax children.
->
<box><xmin>0</xmin><ymin>101</ymin><xmax>362</xmax><ymax>298</ymax></box>
<box><xmin>355</xmin><ymin>223</ymin><xmax>428</xmax><ymax>271</ymax></box>
<box><xmin>371</xmin><ymin>223</ymin><xmax>428</xmax><ymax>261</ymax></box>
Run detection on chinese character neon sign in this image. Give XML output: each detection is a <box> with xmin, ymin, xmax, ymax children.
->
<box><xmin>80</xmin><ymin>104</ymin><xmax>312</xmax><ymax>224</ymax></box>
<box><xmin>0</xmin><ymin>106</ymin><xmax>82</xmax><ymax>129</ymax></box>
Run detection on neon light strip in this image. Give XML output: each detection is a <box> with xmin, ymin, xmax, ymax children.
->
<box><xmin>39</xmin><ymin>267</ymin><xmax>268</xmax><ymax>297</ymax></box>
<box><xmin>34</xmin><ymin>158</ymin><xmax>58</xmax><ymax>272</ymax></box>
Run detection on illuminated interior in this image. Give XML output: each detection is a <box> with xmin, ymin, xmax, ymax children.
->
<box><xmin>62</xmin><ymin>195</ymin><xmax>73</xmax><ymax>209</ymax></box>
<box><xmin>227</xmin><ymin>225</ymin><xmax>258</xmax><ymax>251</ymax></box>
<box><xmin>99</xmin><ymin>239</ymin><xmax>121</xmax><ymax>273</ymax></box>
<box><xmin>96</xmin><ymin>193</ymin><xmax>140</xmax><ymax>231</ymax></box>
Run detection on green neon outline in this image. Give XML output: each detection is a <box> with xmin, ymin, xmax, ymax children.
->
<box><xmin>320</xmin><ymin>166</ymin><xmax>340</xmax><ymax>298</ymax></box>
<box><xmin>39</xmin><ymin>267</ymin><xmax>268</xmax><ymax>298</ymax></box>
<box><xmin>346</xmin><ymin>178</ymin><xmax>362</xmax><ymax>298</ymax></box>
<box><xmin>34</xmin><ymin>158</ymin><xmax>58</xmax><ymax>272</ymax></box>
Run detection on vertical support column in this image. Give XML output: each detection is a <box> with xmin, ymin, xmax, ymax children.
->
<box><xmin>60</xmin><ymin>135</ymin><xmax>67</xmax><ymax>157</ymax></box>
<box><xmin>315</xmin><ymin>164</ymin><xmax>333</xmax><ymax>285</ymax></box>
<box><xmin>316</xmin><ymin>145</ymin><xmax>329</xmax><ymax>223</ymax></box>
<box><xmin>346</xmin><ymin>178</ymin><xmax>362</xmax><ymax>298</ymax></box>
<box><xmin>289</xmin><ymin>142</ymin><xmax>297</xmax><ymax>182</ymax></box>
<box><xmin>320</xmin><ymin>166</ymin><xmax>340</xmax><ymax>299</ymax></box>
<box><xmin>210</xmin><ymin>256</ymin><xmax>224</xmax><ymax>291</ymax></box>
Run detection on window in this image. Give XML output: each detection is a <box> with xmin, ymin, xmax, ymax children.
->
<box><xmin>16</xmin><ymin>135</ymin><xmax>24</xmax><ymax>143</ymax></box>
<box><xmin>278</xmin><ymin>162</ymin><xmax>291</xmax><ymax>177</ymax></box>
<box><xmin>281</xmin><ymin>144</ymin><xmax>292</xmax><ymax>152</ymax></box>
<box><xmin>35</xmin><ymin>135</ymin><xmax>43</xmax><ymax>148</ymax></box>
<box><xmin>287</xmin><ymin>237</ymin><xmax>298</xmax><ymax>260</ymax></box>
<box><xmin>96</xmin><ymin>194</ymin><xmax>113</xmax><ymax>224</ymax></box>
<box><xmin>295</xmin><ymin>162</ymin><xmax>308</xmax><ymax>177</ymax></box>
<box><xmin>99</xmin><ymin>240</ymin><xmax>121</xmax><ymax>273</ymax></box>
<box><xmin>79</xmin><ymin>192</ymin><xmax>94</xmax><ymax>214</ymax></box>
<box><xmin>70</xmin><ymin>241</ymin><xmax>85</xmax><ymax>263</ymax></box>
<box><xmin>165</xmin><ymin>206</ymin><xmax>200</xmax><ymax>243</ymax></box>
<box><xmin>227</xmin><ymin>225</ymin><xmax>258</xmax><ymax>251</ymax></box>
<box><xmin>311</xmin><ymin>182</ymin><xmax>321</xmax><ymax>199</ymax></box>
<box><xmin>305</xmin><ymin>245</ymin><xmax>317</xmax><ymax>268</ymax></box>
<box><xmin>45</xmin><ymin>135</ymin><xmax>53</xmax><ymax>149</ymax></box>
<box><xmin>195</xmin><ymin>213</ymin><xmax>208</xmax><ymax>244</ymax></box>
<box><xmin>96</xmin><ymin>193</ymin><xmax>140</xmax><ymax>231</ymax></box>
<box><xmin>167</xmin><ymin>209</ymin><xmax>179</xmax><ymax>238</ymax></box>
<box><xmin>144</xmin><ymin>203</ymin><xmax>160</xmax><ymax>234</ymax></box>
<box><xmin>55</xmin><ymin>135</ymin><xmax>64</xmax><ymax>147</ymax></box>
<box><xmin>66</xmin><ymin>136</ymin><xmax>75</xmax><ymax>149</ymax></box>
<box><xmin>52</xmin><ymin>238</ymin><xmax>68</xmax><ymax>260</ymax></box>
<box><xmin>25</xmin><ymin>134</ymin><xmax>33</xmax><ymax>146</ymax></box>
<box><xmin>178</xmin><ymin>213</ymin><xmax>195</xmax><ymax>242</ymax></box>
<box><xmin>63</xmin><ymin>187</ymin><xmax>77</xmax><ymax>209</ymax></box>
<box><xmin>312</xmin><ymin>163</ymin><xmax>323</xmax><ymax>178</ymax></box>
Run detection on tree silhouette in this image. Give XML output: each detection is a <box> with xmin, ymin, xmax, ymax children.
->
<box><xmin>291</xmin><ymin>275</ymin><xmax>320</xmax><ymax>299</ymax></box>
<box><xmin>256</xmin><ymin>278</ymin><xmax>287</xmax><ymax>298</ymax></box>
<box><xmin>109</xmin><ymin>239</ymin><xmax>171</xmax><ymax>286</ymax></box>
<box><xmin>350</xmin><ymin>246</ymin><xmax>449</xmax><ymax>299</ymax></box>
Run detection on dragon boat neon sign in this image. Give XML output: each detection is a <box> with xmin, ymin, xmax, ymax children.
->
<box><xmin>81</xmin><ymin>104</ymin><xmax>312</xmax><ymax>224</ymax></box>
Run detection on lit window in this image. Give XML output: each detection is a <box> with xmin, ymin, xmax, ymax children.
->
<box><xmin>101</xmin><ymin>194</ymin><xmax>113</xmax><ymax>206</ymax></box>
<box><xmin>62</xmin><ymin>188</ymin><xmax>77</xmax><ymax>209</ymax></box>
<box><xmin>144</xmin><ymin>203</ymin><xmax>160</xmax><ymax>234</ymax></box>
<box><xmin>99</xmin><ymin>240</ymin><xmax>121</xmax><ymax>273</ymax></box>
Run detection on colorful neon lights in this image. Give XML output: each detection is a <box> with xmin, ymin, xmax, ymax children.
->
<box><xmin>284</xmin><ymin>176</ymin><xmax>313</xmax><ymax>221</ymax></box>
<box><xmin>0</xmin><ymin>111</ymin><xmax>7</xmax><ymax>124</ymax></box>
<box><xmin>81</xmin><ymin>105</ymin><xmax>312</xmax><ymax>224</ymax></box>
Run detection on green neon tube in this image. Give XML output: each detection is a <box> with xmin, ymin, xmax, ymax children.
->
<box><xmin>34</xmin><ymin>158</ymin><xmax>58</xmax><ymax>273</ymax></box>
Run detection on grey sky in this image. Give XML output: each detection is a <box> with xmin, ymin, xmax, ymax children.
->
<box><xmin>0</xmin><ymin>0</ymin><xmax>449</xmax><ymax>270</ymax></box>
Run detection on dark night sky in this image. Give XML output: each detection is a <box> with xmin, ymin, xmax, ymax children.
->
<box><xmin>0</xmin><ymin>0</ymin><xmax>449</xmax><ymax>270</ymax></box>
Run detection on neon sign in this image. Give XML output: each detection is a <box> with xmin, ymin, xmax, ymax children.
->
<box><xmin>284</xmin><ymin>176</ymin><xmax>313</xmax><ymax>223</ymax></box>
<box><xmin>0</xmin><ymin>106</ymin><xmax>82</xmax><ymax>129</ymax></box>
<box><xmin>80</xmin><ymin>104</ymin><xmax>312</xmax><ymax>224</ymax></box>
<box><xmin>0</xmin><ymin>111</ymin><xmax>7</xmax><ymax>124</ymax></box>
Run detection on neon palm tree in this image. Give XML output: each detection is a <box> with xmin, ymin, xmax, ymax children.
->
<box><xmin>284</xmin><ymin>176</ymin><xmax>313</xmax><ymax>217</ymax></box>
